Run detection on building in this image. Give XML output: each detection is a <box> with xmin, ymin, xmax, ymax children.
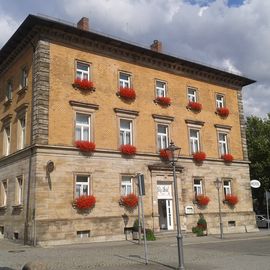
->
<box><xmin>0</xmin><ymin>15</ymin><xmax>257</xmax><ymax>245</ymax></box>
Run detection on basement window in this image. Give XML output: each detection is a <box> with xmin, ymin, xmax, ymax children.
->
<box><xmin>77</xmin><ymin>230</ymin><xmax>90</xmax><ymax>238</ymax></box>
<box><xmin>0</xmin><ymin>226</ymin><xmax>4</xmax><ymax>235</ymax></box>
<box><xmin>228</xmin><ymin>221</ymin><xmax>236</xmax><ymax>227</ymax></box>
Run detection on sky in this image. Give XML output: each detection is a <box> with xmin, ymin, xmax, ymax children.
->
<box><xmin>0</xmin><ymin>0</ymin><xmax>269</xmax><ymax>118</ymax></box>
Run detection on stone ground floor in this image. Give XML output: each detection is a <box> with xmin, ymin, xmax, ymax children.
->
<box><xmin>0</xmin><ymin>146</ymin><xmax>258</xmax><ymax>245</ymax></box>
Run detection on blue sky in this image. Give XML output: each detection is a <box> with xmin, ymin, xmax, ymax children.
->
<box><xmin>0</xmin><ymin>0</ymin><xmax>269</xmax><ymax>117</ymax></box>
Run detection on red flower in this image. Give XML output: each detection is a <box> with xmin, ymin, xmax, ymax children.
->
<box><xmin>118</xmin><ymin>87</ymin><xmax>136</xmax><ymax>100</ymax></box>
<box><xmin>75</xmin><ymin>195</ymin><xmax>96</xmax><ymax>210</ymax></box>
<box><xmin>120</xmin><ymin>144</ymin><xmax>137</xmax><ymax>155</ymax></box>
<box><xmin>73</xmin><ymin>78</ymin><xmax>94</xmax><ymax>90</ymax></box>
<box><xmin>225</xmin><ymin>194</ymin><xmax>238</xmax><ymax>206</ymax></box>
<box><xmin>159</xmin><ymin>149</ymin><xmax>171</xmax><ymax>160</ymax></box>
<box><xmin>120</xmin><ymin>193</ymin><xmax>138</xmax><ymax>208</ymax></box>
<box><xmin>156</xmin><ymin>96</ymin><xmax>171</xmax><ymax>106</ymax></box>
<box><xmin>196</xmin><ymin>195</ymin><xmax>210</xmax><ymax>206</ymax></box>
<box><xmin>75</xmin><ymin>141</ymin><xmax>96</xmax><ymax>152</ymax></box>
<box><xmin>217</xmin><ymin>107</ymin><xmax>229</xmax><ymax>117</ymax></box>
<box><xmin>193</xmin><ymin>152</ymin><xmax>206</xmax><ymax>162</ymax></box>
<box><xmin>222</xmin><ymin>153</ymin><xmax>233</xmax><ymax>162</ymax></box>
<box><xmin>188</xmin><ymin>101</ymin><xmax>202</xmax><ymax>112</ymax></box>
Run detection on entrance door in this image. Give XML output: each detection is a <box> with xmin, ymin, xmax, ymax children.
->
<box><xmin>158</xmin><ymin>199</ymin><xmax>174</xmax><ymax>230</ymax></box>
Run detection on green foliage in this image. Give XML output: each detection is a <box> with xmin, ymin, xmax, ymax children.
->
<box><xmin>145</xmin><ymin>229</ymin><xmax>156</xmax><ymax>241</ymax></box>
<box><xmin>246</xmin><ymin>114</ymin><xmax>270</xmax><ymax>212</ymax></box>
<box><xmin>192</xmin><ymin>226</ymin><xmax>204</xmax><ymax>237</ymax></box>
<box><xmin>192</xmin><ymin>214</ymin><xmax>207</xmax><ymax>236</ymax></box>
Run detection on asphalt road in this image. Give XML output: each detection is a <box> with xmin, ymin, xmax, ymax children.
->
<box><xmin>0</xmin><ymin>231</ymin><xmax>270</xmax><ymax>270</ymax></box>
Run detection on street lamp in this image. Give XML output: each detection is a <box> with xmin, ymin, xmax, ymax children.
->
<box><xmin>165</xmin><ymin>141</ymin><xmax>185</xmax><ymax>270</ymax></box>
<box><xmin>214</xmin><ymin>178</ymin><xmax>223</xmax><ymax>239</ymax></box>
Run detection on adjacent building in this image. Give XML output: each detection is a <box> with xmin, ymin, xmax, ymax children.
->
<box><xmin>0</xmin><ymin>15</ymin><xmax>257</xmax><ymax>245</ymax></box>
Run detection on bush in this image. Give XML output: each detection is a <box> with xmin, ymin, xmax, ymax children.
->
<box><xmin>192</xmin><ymin>214</ymin><xmax>207</xmax><ymax>236</ymax></box>
<box><xmin>192</xmin><ymin>226</ymin><xmax>204</xmax><ymax>237</ymax></box>
<box><xmin>145</xmin><ymin>229</ymin><xmax>156</xmax><ymax>241</ymax></box>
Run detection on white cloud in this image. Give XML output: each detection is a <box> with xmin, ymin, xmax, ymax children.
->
<box><xmin>0</xmin><ymin>14</ymin><xmax>18</xmax><ymax>47</ymax></box>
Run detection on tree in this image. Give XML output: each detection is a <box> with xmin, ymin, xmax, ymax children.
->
<box><xmin>246</xmin><ymin>113</ymin><xmax>270</xmax><ymax>213</ymax></box>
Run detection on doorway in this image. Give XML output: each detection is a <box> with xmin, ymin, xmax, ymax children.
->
<box><xmin>158</xmin><ymin>199</ymin><xmax>173</xmax><ymax>230</ymax></box>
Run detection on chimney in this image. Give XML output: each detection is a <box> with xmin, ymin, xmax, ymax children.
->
<box><xmin>77</xmin><ymin>17</ymin><xmax>89</xmax><ymax>31</ymax></box>
<box><xmin>150</xmin><ymin>40</ymin><xmax>162</xmax><ymax>53</ymax></box>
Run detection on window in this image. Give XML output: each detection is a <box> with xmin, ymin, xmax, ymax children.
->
<box><xmin>189</xmin><ymin>129</ymin><xmax>200</xmax><ymax>154</ymax></box>
<box><xmin>120</xmin><ymin>119</ymin><xmax>132</xmax><ymax>145</ymax></box>
<box><xmin>20</xmin><ymin>67</ymin><xmax>28</xmax><ymax>89</ymax></box>
<box><xmin>6</xmin><ymin>81</ymin><xmax>12</xmax><ymax>101</ymax></box>
<box><xmin>223</xmin><ymin>180</ymin><xmax>232</xmax><ymax>196</ymax></box>
<box><xmin>75</xmin><ymin>113</ymin><xmax>91</xmax><ymax>141</ymax></box>
<box><xmin>121</xmin><ymin>176</ymin><xmax>133</xmax><ymax>196</ymax></box>
<box><xmin>0</xmin><ymin>180</ymin><xmax>8</xmax><ymax>206</ymax></box>
<box><xmin>3</xmin><ymin>125</ymin><xmax>11</xmax><ymax>156</ymax></box>
<box><xmin>218</xmin><ymin>133</ymin><xmax>228</xmax><ymax>156</ymax></box>
<box><xmin>194</xmin><ymin>179</ymin><xmax>203</xmax><ymax>196</ymax></box>
<box><xmin>156</xmin><ymin>80</ymin><xmax>166</xmax><ymax>97</ymax></box>
<box><xmin>75</xmin><ymin>175</ymin><xmax>90</xmax><ymax>198</ymax></box>
<box><xmin>18</xmin><ymin>116</ymin><xmax>26</xmax><ymax>150</ymax></box>
<box><xmin>119</xmin><ymin>72</ymin><xmax>131</xmax><ymax>88</ymax></box>
<box><xmin>216</xmin><ymin>94</ymin><xmax>224</xmax><ymax>108</ymax></box>
<box><xmin>187</xmin><ymin>87</ymin><xmax>197</xmax><ymax>102</ymax></box>
<box><xmin>15</xmin><ymin>176</ymin><xmax>23</xmax><ymax>205</ymax></box>
<box><xmin>157</xmin><ymin>124</ymin><xmax>169</xmax><ymax>149</ymax></box>
<box><xmin>76</xmin><ymin>62</ymin><xmax>90</xmax><ymax>80</ymax></box>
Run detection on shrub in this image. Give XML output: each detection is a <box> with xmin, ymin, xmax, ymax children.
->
<box><xmin>192</xmin><ymin>214</ymin><xmax>207</xmax><ymax>236</ymax></box>
<box><xmin>145</xmin><ymin>229</ymin><xmax>156</xmax><ymax>241</ymax></box>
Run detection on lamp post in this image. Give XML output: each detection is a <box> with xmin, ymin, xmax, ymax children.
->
<box><xmin>165</xmin><ymin>141</ymin><xmax>185</xmax><ymax>270</ymax></box>
<box><xmin>214</xmin><ymin>178</ymin><xmax>223</xmax><ymax>239</ymax></box>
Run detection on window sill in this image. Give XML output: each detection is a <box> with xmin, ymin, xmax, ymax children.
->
<box><xmin>4</xmin><ymin>99</ymin><xmax>12</xmax><ymax>107</ymax></box>
<box><xmin>12</xmin><ymin>204</ymin><xmax>23</xmax><ymax>210</ymax></box>
<box><xmin>0</xmin><ymin>205</ymin><xmax>7</xmax><ymax>211</ymax></box>
<box><xmin>17</xmin><ymin>86</ymin><xmax>28</xmax><ymax>95</ymax></box>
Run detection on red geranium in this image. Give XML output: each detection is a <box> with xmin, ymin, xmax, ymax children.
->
<box><xmin>120</xmin><ymin>193</ymin><xmax>138</xmax><ymax>208</ymax></box>
<box><xmin>196</xmin><ymin>195</ymin><xmax>210</xmax><ymax>206</ymax></box>
<box><xmin>225</xmin><ymin>194</ymin><xmax>238</xmax><ymax>206</ymax></box>
<box><xmin>222</xmin><ymin>153</ymin><xmax>234</xmax><ymax>162</ymax></box>
<box><xmin>156</xmin><ymin>96</ymin><xmax>171</xmax><ymax>106</ymax></box>
<box><xmin>159</xmin><ymin>149</ymin><xmax>171</xmax><ymax>160</ymax></box>
<box><xmin>193</xmin><ymin>152</ymin><xmax>206</xmax><ymax>162</ymax></box>
<box><xmin>120</xmin><ymin>144</ymin><xmax>137</xmax><ymax>155</ymax></box>
<box><xmin>73</xmin><ymin>78</ymin><xmax>94</xmax><ymax>91</ymax></box>
<box><xmin>75</xmin><ymin>141</ymin><xmax>96</xmax><ymax>152</ymax></box>
<box><xmin>217</xmin><ymin>107</ymin><xmax>229</xmax><ymax>117</ymax></box>
<box><xmin>188</xmin><ymin>101</ymin><xmax>202</xmax><ymax>112</ymax></box>
<box><xmin>118</xmin><ymin>87</ymin><xmax>136</xmax><ymax>100</ymax></box>
<box><xmin>75</xmin><ymin>195</ymin><xmax>96</xmax><ymax>210</ymax></box>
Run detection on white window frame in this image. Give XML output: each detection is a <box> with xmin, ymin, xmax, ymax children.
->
<box><xmin>216</xmin><ymin>94</ymin><xmax>225</xmax><ymax>108</ymax></box>
<box><xmin>189</xmin><ymin>129</ymin><xmax>200</xmax><ymax>154</ymax></box>
<box><xmin>6</xmin><ymin>81</ymin><xmax>12</xmax><ymax>101</ymax></box>
<box><xmin>156</xmin><ymin>80</ymin><xmax>166</xmax><ymax>97</ymax></box>
<box><xmin>3</xmin><ymin>125</ymin><xmax>11</xmax><ymax>156</ymax></box>
<box><xmin>193</xmin><ymin>178</ymin><xmax>203</xmax><ymax>196</ymax></box>
<box><xmin>187</xmin><ymin>87</ymin><xmax>197</xmax><ymax>102</ymax></box>
<box><xmin>223</xmin><ymin>180</ymin><xmax>232</xmax><ymax>196</ymax></box>
<box><xmin>121</xmin><ymin>176</ymin><xmax>133</xmax><ymax>196</ymax></box>
<box><xmin>0</xmin><ymin>180</ymin><xmax>8</xmax><ymax>207</ymax></box>
<box><xmin>18</xmin><ymin>116</ymin><xmax>26</xmax><ymax>150</ymax></box>
<box><xmin>75</xmin><ymin>175</ymin><xmax>90</xmax><ymax>198</ymax></box>
<box><xmin>76</xmin><ymin>61</ymin><xmax>90</xmax><ymax>80</ymax></box>
<box><xmin>15</xmin><ymin>176</ymin><xmax>23</xmax><ymax>205</ymax></box>
<box><xmin>75</xmin><ymin>113</ymin><xmax>91</xmax><ymax>141</ymax></box>
<box><xmin>119</xmin><ymin>72</ymin><xmax>131</xmax><ymax>88</ymax></box>
<box><xmin>120</xmin><ymin>119</ymin><xmax>133</xmax><ymax>145</ymax></box>
<box><xmin>157</xmin><ymin>124</ymin><xmax>169</xmax><ymax>150</ymax></box>
<box><xmin>20</xmin><ymin>67</ymin><xmax>28</xmax><ymax>89</ymax></box>
<box><xmin>218</xmin><ymin>132</ymin><xmax>228</xmax><ymax>156</ymax></box>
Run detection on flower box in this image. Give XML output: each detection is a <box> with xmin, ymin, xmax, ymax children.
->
<box><xmin>217</xmin><ymin>107</ymin><xmax>229</xmax><ymax>117</ymax></box>
<box><xmin>73</xmin><ymin>78</ymin><xmax>95</xmax><ymax>91</ymax></box>
<box><xmin>74</xmin><ymin>195</ymin><xmax>96</xmax><ymax>210</ymax></box>
<box><xmin>224</xmin><ymin>194</ymin><xmax>238</xmax><ymax>206</ymax></box>
<box><xmin>195</xmin><ymin>195</ymin><xmax>210</xmax><ymax>206</ymax></box>
<box><xmin>120</xmin><ymin>144</ymin><xmax>137</xmax><ymax>155</ymax></box>
<box><xmin>118</xmin><ymin>87</ymin><xmax>136</xmax><ymax>100</ymax></box>
<box><xmin>155</xmin><ymin>96</ymin><xmax>171</xmax><ymax>106</ymax></box>
<box><xmin>222</xmin><ymin>153</ymin><xmax>233</xmax><ymax>163</ymax></box>
<box><xmin>159</xmin><ymin>149</ymin><xmax>171</xmax><ymax>160</ymax></box>
<box><xmin>75</xmin><ymin>141</ymin><xmax>96</xmax><ymax>152</ymax></box>
<box><xmin>187</xmin><ymin>101</ymin><xmax>202</xmax><ymax>112</ymax></box>
<box><xmin>193</xmin><ymin>152</ymin><xmax>206</xmax><ymax>162</ymax></box>
<box><xmin>120</xmin><ymin>193</ymin><xmax>138</xmax><ymax>209</ymax></box>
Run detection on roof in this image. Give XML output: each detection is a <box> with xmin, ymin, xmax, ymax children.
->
<box><xmin>0</xmin><ymin>14</ymin><xmax>256</xmax><ymax>87</ymax></box>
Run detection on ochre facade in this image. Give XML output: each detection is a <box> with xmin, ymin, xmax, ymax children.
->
<box><xmin>0</xmin><ymin>15</ymin><xmax>257</xmax><ymax>245</ymax></box>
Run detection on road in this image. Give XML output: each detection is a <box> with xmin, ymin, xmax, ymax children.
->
<box><xmin>0</xmin><ymin>231</ymin><xmax>270</xmax><ymax>270</ymax></box>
